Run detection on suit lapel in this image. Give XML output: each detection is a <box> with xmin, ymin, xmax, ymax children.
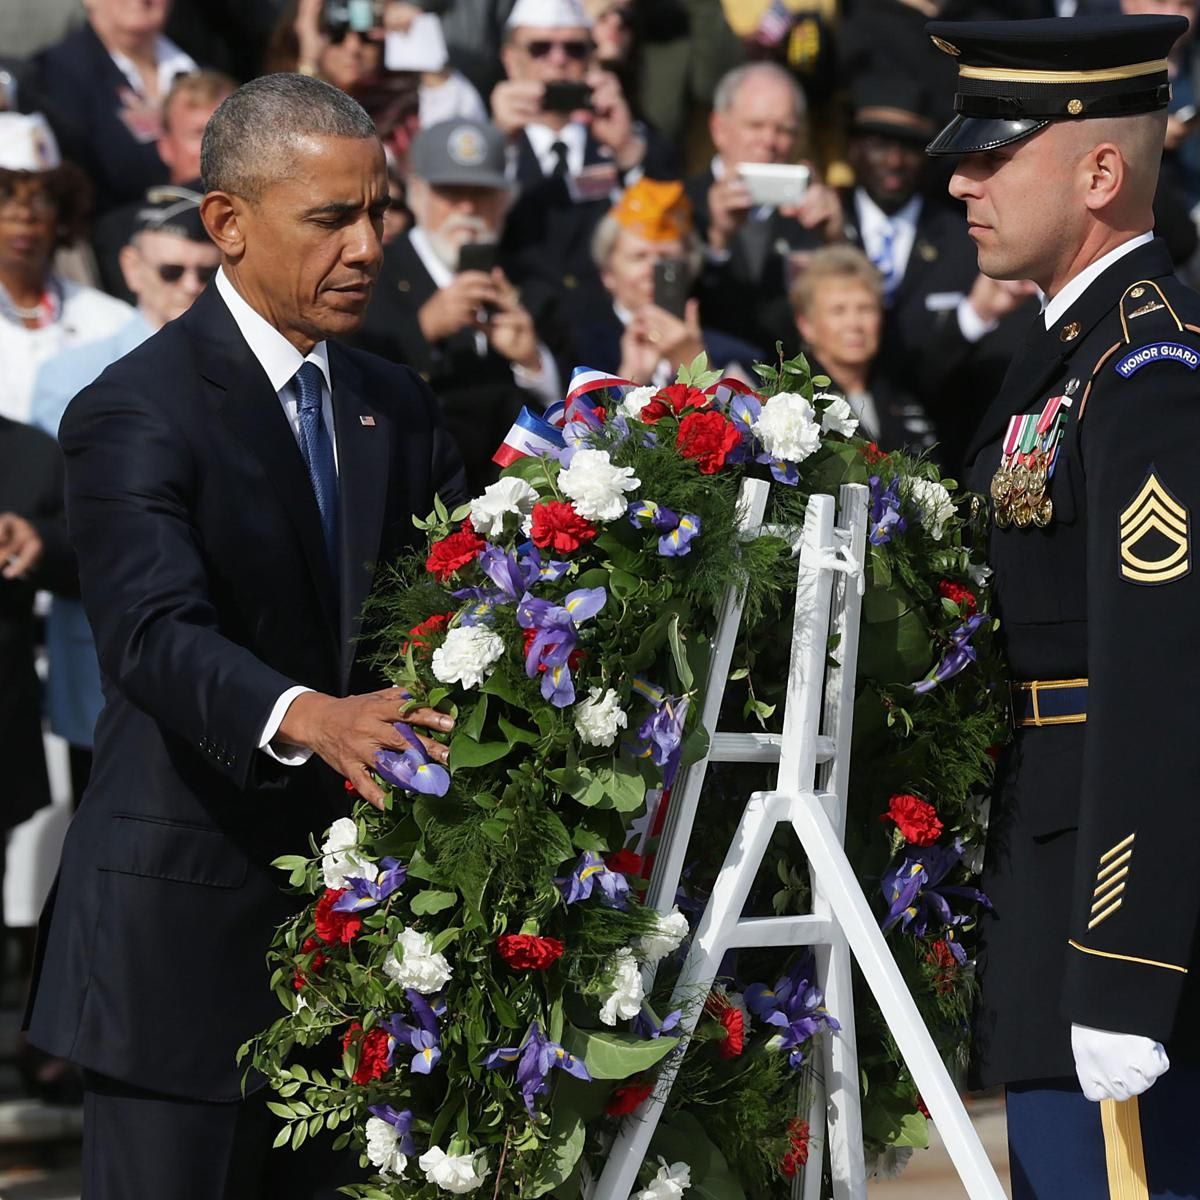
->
<box><xmin>330</xmin><ymin>346</ymin><xmax>391</xmax><ymax>690</ymax></box>
<box><xmin>186</xmin><ymin>288</ymin><xmax>341</xmax><ymax>639</ymax></box>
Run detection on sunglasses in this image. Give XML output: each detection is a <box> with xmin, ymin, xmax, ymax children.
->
<box><xmin>154</xmin><ymin>262</ymin><xmax>217</xmax><ymax>284</ymax></box>
<box><xmin>523</xmin><ymin>38</ymin><xmax>591</xmax><ymax>59</ymax></box>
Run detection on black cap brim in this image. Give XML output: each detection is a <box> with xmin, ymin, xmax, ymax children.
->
<box><xmin>925</xmin><ymin>114</ymin><xmax>1048</xmax><ymax>156</ymax></box>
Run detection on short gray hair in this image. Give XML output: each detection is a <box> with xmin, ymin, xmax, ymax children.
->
<box><xmin>201</xmin><ymin>73</ymin><xmax>378</xmax><ymax>201</ymax></box>
<box><xmin>712</xmin><ymin>62</ymin><xmax>806</xmax><ymax>122</ymax></box>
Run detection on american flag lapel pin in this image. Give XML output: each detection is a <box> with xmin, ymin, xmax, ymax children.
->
<box><xmin>359</xmin><ymin>415</ymin><xmax>376</xmax><ymax>427</ymax></box>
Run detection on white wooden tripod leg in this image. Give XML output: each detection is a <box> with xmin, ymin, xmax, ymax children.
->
<box><xmin>790</xmin><ymin>795</ymin><xmax>1007</xmax><ymax>1200</ymax></box>
<box><xmin>817</xmin><ymin>934</ymin><xmax>866</xmax><ymax>1200</ymax></box>
<box><xmin>592</xmin><ymin>793</ymin><xmax>781</xmax><ymax>1200</ymax></box>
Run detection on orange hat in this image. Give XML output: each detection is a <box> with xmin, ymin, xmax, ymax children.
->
<box><xmin>609</xmin><ymin>179</ymin><xmax>693</xmax><ymax>243</ymax></box>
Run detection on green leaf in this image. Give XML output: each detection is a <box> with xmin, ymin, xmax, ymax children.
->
<box><xmin>524</xmin><ymin>1114</ymin><xmax>585</xmax><ymax>1197</ymax></box>
<box><xmin>272</xmin><ymin>1124</ymin><xmax>291</xmax><ymax>1150</ymax></box>
<box><xmin>667</xmin><ymin>612</ymin><xmax>694</xmax><ymax>690</ymax></box>
<box><xmin>410</xmin><ymin>888</ymin><xmax>458</xmax><ymax>916</ymax></box>
<box><xmin>448</xmin><ymin>736</ymin><xmax>511</xmax><ymax>769</ymax></box>
<box><xmin>271</xmin><ymin>854</ymin><xmax>310</xmax><ymax>874</ymax></box>
<box><xmin>458</xmin><ymin>694</ymin><xmax>489</xmax><ymax>743</ymax></box>
<box><xmin>480</xmin><ymin>670</ymin><xmax>523</xmax><ymax>706</ymax></box>
<box><xmin>291</xmin><ymin>1119</ymin><xmax>308</xmax><ymax>1151</ymax></box>
<box><xmin>608</xmin><ymin>568</ymin><xmax>641</xmax><ymax>600</ymax></box>
<box><xmin>561</xmin><ymin>1027</ymin><xmax>678</xmax><ymax>1079</ymax></box>
<box><xmin>497</xmin><ymin>715</ymin><xmax>539</xmax><ymax>745</ymax></box>
<box><xmin>491</xmin><ymin>987</ymin><xmax>521</xmax><ymax>1029</ymax></box>
<box><xmin>267</xmin><ymin>1101</ymin><xmax>294</xmax><ymax>1119</ymax></box>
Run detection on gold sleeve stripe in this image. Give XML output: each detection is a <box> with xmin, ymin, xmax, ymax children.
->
<box><xmin>1088</xmin><ymin>900</ymin><xmax>1123</xmax><ymax>930</ymax></box>
<box><xmin>1091</xmin><ymin>881</ymin><xmax>1126</xmax><ymax>912</ymax></box>
<box><xmin>1100</xmin><ymin>833</ymin><xmax>1136</xmax><ymax>864</ymax></box>
<box><xmin>1094</xmin><ymin>867</ymin><xmax>1129</xmax><ymax>896</ymax></box>
<box><xmin>1097</xmin><ymin>850</ymin><xmax>1133</xmax><ymax>882</ymax></box>
<box><xmin>1101</xmin><ymin>1097</ymin><xmax>1150</xmax><ymax>1200</ymax></box>
<box><xmin>1068</xmin><ymin>939</ymin><xmax>1188</xmax><ymax>974</ymax></box>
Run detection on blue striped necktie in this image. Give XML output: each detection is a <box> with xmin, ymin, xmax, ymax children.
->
<box><xmin>292</xmin><ymin>360</ymin><xmax>339</xmax><ymax>570</ymax></box>
<box><xmin>873</xmin><ymin>219</ymin><xmax>898</xmax><ymax>305</ymax></box>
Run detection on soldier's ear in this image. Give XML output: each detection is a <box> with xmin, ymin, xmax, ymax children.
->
<box><xmin>1083</xmin><ymin>143</ymin><xmax>1124</xmax><ymax>213</ymax></box>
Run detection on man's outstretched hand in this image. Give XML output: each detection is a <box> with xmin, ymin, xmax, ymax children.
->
<box><xmin>278</xmin><ymin>687</ymin><xmax>454</xmax><ymax>809</ymax></box>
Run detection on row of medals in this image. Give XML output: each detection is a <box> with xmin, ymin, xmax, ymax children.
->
<box><xmin>991</xmin><ymin>450</ymin><xmax>1053</xmax><ymax>528</ymax></box>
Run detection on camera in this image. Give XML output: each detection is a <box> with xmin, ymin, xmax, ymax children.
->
<box><xmin>322</xmin><ymin>0</ymin><xmax>379</xmax><ymax>35</ymax></box>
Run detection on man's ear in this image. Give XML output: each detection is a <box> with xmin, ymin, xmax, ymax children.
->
<box><xmin>1085</xmin><ymin>143</ymin><xmax>1125</xmax><ymax>213</ymax></box>
<box><xmin>117</xmin><ymin>243</ymin><xmax>141</xmax><ymax>297</ymax></box>
<box><xmin>201</xmin><ymin>191</ymin><xmax>247</xmax><ymax>261</ymax></box>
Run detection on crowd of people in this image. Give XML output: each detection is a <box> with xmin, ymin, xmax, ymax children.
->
<box><xmin>0</xmin><ymin>0</ymin><xmax>1198</xmax><ymax>1115</ymax></box>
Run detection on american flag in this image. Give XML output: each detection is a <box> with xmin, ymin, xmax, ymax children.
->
<box><xmin>755</xmin><ymin>0</ymin><xmax>793</xmax><ymax>47</ymax></box>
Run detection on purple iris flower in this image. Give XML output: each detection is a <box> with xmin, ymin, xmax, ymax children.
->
<box><xmin>627</xmin><ymin>501</ymin><xmax>702</xmax><ymax>557</ymax></box>
<box><xmin>478</xmin><ymin>544</ymin><xmax>538</xmax><ymax>601</ymax></box>
<box><xmin>331</xmin><ymin>857</ymin><xmax>407</xmax><ymax>914</ymax></box>
<box><xmin>517</xmin><ymin>543</ymin><xmax>570</xmax><ymax>584</ymax></box>
<box><xmin>366</xmin><ymin>1104</ymin><xmax>415</xmax><ymax>1153</ymax></box>
<box><xmin>559</xmin><ymin>850</ymin><xmax>630</xmax><ymax>908</ymax></box>
<box><xmin>375</xmin><ymin>722</ymin><xmax>450</xmax><ymax>797</ymax></box>
<box><xmin>633</xmin><ymin>1005</ymin><xmax>682</xmax><ymax>1040</ymax></box>
<box><xmin>881</xmin><ymin>839</ymin><xmax>992</xmax><ymax>938</ymax></box>
<box><xmin>659</xmin><ymin>514</ymin><xmax>701</xmax><ymax>557</ymax></box>
<box><xmin>745</xmin><ymin>955</ymin><xmax>841</xmax><ymax>1069</ymax></box>
<box><xmin>516</xmin><ymin>587</ymin><xmax>606</xmax><ymax>708</ymax></box>
<box><xmin>868</xmin><ymin>475</ymin><xmax>908</xmax><ymax>545</ymax></box>
<box><xmin>913</xmin><ymin>613</ymin><xmax>988</xmax><ymax>695</ymax></box>
<box><xmin>631</xmin><ymin>695</ymin><xmax>689</xmax><ymax>789</ymax></box>
<box><xmin>729</xmin><ymin>392</ymin><xmax>761</xmax><ymax>443</ymax></box>
<box><xmin>483</xmin><ymin>1021</ymin><xmax>591</xmax><ymax>1117</ymax></box>
<box><xmin>380</xmin><ymin>989</ymin><xmax>445</xmax><ymax>1075</ymax></box>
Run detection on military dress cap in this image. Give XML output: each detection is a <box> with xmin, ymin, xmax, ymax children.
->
<box><xmin>925</xmin><ymin>15</ymin><xmax>1188</xmax><ymax>156</ymax></box>
<box><xmin>850</xmin><ymin>74</ymin><xmax>936</xmax><ymax>146</ymax></box>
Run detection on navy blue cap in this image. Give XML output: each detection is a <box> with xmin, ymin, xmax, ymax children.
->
<box><xmin>925</xmin><ymin>15</ymin><xmax>1188</xmax><ymax>156</ymax></box>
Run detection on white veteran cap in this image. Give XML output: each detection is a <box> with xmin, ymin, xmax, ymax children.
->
<box><xmin>506</xmin><ymin>0</ymin><xmax>591</xmax><ymax>30</ymax></box>
<box><xmin>0</xmin><ymin>112</ymin><xmax>61</xmax><ymax>173</ymax></box>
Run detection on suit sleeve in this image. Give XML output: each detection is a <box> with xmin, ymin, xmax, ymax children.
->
<box><xmin>59</xmin><ymin>380</ymin><xmax>299</xmax><ymax>791</ymax></box>
<box><xmin>27</xmin><ymin>438</ymin><xmax>77</xmax><ymax>599</ymax></box>
<box><xmin>1061</xmin><ymin>337</ymin><xmax>1200</xmax><ymax>1041</ymax></box>
<box><xmin>410</xmin><ymin>368</ymin><xmax>471</xmax><ymax>511</ymax></box>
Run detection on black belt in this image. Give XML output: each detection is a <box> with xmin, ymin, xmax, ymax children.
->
<box><xmin>1010</xmin><ymin>679</ymin><xmax>1088</xmax><ymax>728</ymax></box>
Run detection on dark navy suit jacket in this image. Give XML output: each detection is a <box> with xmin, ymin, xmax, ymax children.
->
<box><xmin>26</xmin><ymin>284</ymin><xmax>468</xmax><ymax>1101</ymax></box>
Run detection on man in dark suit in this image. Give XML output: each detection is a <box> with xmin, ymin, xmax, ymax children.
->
<box><xmin>25</xmin><ymin>73</ymin><xmax>467</xmax><ymax>1197</ymax></box>
<box><xmin>354</xmin><ymin>118</ymin><xmax>567</xmax><ymax>495</ymax></box>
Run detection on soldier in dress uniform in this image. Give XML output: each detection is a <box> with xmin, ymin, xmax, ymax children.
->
<box><xmin>926</xmin><ymin>15</ymin><xmax>1200</xmax><ymax>1199</ymax></box>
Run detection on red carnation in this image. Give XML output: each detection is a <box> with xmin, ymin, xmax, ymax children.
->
<box><xmin>605</xmin><ymin>1079</ymin><xmax>654</xmax><ymax>1116</ymax></box>
<box><xmin>605</xmin><ymin>848</ymin><xmax>644</xmax><ymax>877</ymax></box>
<box><xmin>861</xmin><ymin>441</ymin><xmax>888</xmax><ymax>465</ymax></box>
<box><xmin>882</xmin><ymin>793</ymin><xmax>943</xmax><ymax>847</ymax></box>
<box><xmin>425</xmin><ymin>518</ymin><xmax>485</xmax><ymax>582</ymax></box>
<box><xmin>404</xmin><ymin>612</ymin><xmax>452</xmax><ymax>655</ymax></box>
<box><xmin>639</xmin><ymin>383</ymin><xmax>711</xmax><ymax>425</ymax></box>
<box><xmin>703</xmin><ymin>990</ymin><xmax>745</xmax><ymax>1058</ymax></box>
<box><xmin>496</xmin><ymin>933</ymin><xmax>564</xmax><ymax>970</ymax></box>
<box><xmin>529</xmin><ymin>501</ymin><xmax>598</xmax><ymax>554</ymax></box>
<box><xmin>937</xmin><ymin>579</ymin><xmax>978</xmax><ymax>615</ymax></box>
<box><xmin>677</xmin><ymin>409</ymin><xmax>741</xmax><ymax>475</ymax></box>
<box><xmin>787</xmin><ymin>1118</ymin><xmax>811</xmax><ymax>1165</ymax></box>
<box><xmin>314</xmin><ymin>889</ymin><xmax>362</xmax><ymax>945</ymax></box>
<box><xmin>928</xmin><ymin>939</ymin><xmax>957</xmax><ymax>970</ymax></box>
<box><xmin>342</xmin><ymin>1022</ymin><xmax>392</xmax><ymax>1084</ymax></box>
<box><xmin>292</xmin><ymin>935</ymin><xmax>328</xmax><ymax>990</ymax></box>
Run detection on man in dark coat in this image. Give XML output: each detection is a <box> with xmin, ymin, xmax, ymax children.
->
<box><xmin>928</xmin><ymin>14</ymin><xmax>1200</xmax><ymax>1196</ymax></box>
<box><xmin>25</xmin><ymin>73</ymin><xmax>467</xmax><ymax>1197</ymax></box>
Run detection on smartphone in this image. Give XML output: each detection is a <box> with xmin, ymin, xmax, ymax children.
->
<box><xmin>457</xmin><ymin>242</ymin><xmax>498</xmax><ymax>274</ymax></box>
<box><xmin>542</xmin><ymin>81</ymin><xmax>593</xmax><ymax>114</ymax></box>
<box><xmin>653</xmin><ymin>257</ymin><xmax>690</xmax><ymax>319</ymax></box>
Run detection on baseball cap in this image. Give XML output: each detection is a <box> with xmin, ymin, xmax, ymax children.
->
<box><xmin>410</xmin><ymin>120</ymin><xmax>509</xmax><ymax>189</ymax></box>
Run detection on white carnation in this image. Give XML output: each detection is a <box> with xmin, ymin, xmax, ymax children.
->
<box><xmin>432</xmin><ymin>625</ymin><xmax>505</xmax><ymax>690</ymax></box>
<box><xmin>599</xmin><ymin>947</ymin><xmax>645</xmax><ymax>1026</ymax></box>
<box><xmin>558</xmin><ymin>448</ymin><xmax>641</xmax><ymax>521</ymax></box>
<box><xmin>752</xmin><ymin>392</ymin><xmax>822</xmax><ymax>463</ymax></box>
<box><xmin>634</xmin><ymin>907</ymin><xmax>689</xmax><ymax>964</ymax></box>
<box><xmin>320</xmin><ymin>817</ymin><xmax>374</xmax><ymax>889</ymax></box>
<box><xmin>620</xmin><ymin>385</ymin><xmax>658</xmax><ymax>420</ymax></box>
<box><xmin>818</xmin><ymin>395</ymin><xmax>859</xmax><ymax>438</ymax></box>
<box><xmin>868</xmin><ymin>1146</ymin><xmax>913</xmax><ymax>1180</ymax></box>
<box><xmin>384</xmin><ymin>927</ymin><xmax>453</xmax><ymax>993</ymax></box>
<box><xmin>633</xmin><ymin>1158</ymin><xmax>692</xmax><ymax>1199</ymax></box>
<box><xmin>967</xmin><ymin>561</ymin><xmax>993</xmax><ymax>588</ymax></box>
<box><xmin>365</xmin><ymin>1117</ymin><xmax>408</xmax><ymax>1178</ymax></box>
<box><xmin>904</xmin><ymin>477</ymin><xmax>955</xmax><ymax>541</ymax></box>
<box><xmin>418</xmin><ymin>1147</ymin><xmax>490</xmax><ymax>1194</ymax></box>
<box><xmin>469</xmin><ymin>477</ymin><xmax>538</xmax><ymax>537</ymax></box>
<box><xmin>574</xmin><ymin>686</ymin><xmax>628</xmax><ymax>747</ymax></box>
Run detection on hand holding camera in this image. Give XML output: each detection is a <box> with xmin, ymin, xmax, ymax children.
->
<box><xmin>418</xmin><ymin>267</ymin><xmax>500</xmax><ymax>342</ymax></box>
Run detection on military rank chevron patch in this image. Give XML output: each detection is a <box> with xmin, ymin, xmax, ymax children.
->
<box><xmin>1118</xmin><ymin>471</ymin><xmax>1191</xmax><ymax>585</ymax></box>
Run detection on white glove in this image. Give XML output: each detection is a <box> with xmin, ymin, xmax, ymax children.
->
<box><xmin>1071</xmin><ymin>1023</ymin><xmax>1170</xmax><ymax>1102</ymax></box>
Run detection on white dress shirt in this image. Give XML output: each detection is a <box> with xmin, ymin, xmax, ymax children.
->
<box><xmin>215</xmin><ymin>269</ymin><xmax>335</xmax><ymax>766</ymax></box>
<box><xmin>854</xmin><ymin>189</ymin><xmax>922</xmax><ymax>286</ymax></box>
<box><xmin>523</xmin><ymin>120</ymin><xmax>587</xmax><ymax>179</ymax></box>
<box><xmin>108</xmin><ymin>35</ymin><xmax>196</xmax><ymax>102</ymax></box>
<box><xmin>1042</xmin><ymin>232</ymin><xmax>1153</xmax><ymax>330</ymax></box>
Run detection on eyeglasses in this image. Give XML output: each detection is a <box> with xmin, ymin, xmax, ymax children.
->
<box><xmin>153</xmin><ymin>262</ymin><xmax>218</xmax><ymax>284</ymax></box>
<box><xmin>522</xmin><ymin>38</ymin><xmax>591</xmax><ymax>59</ymax></box>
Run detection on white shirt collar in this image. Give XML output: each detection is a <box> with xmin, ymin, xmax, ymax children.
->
<box><xmin>408</xmin><ymin>226</ymin><xmax>455</xmax><ymax>289</ymax></box>
<box><xmin>525</xmin><ymin>121</ymin><xmax>587</xmax><ymax>178</ymax></box>
<box><xmin>854</xmin><ymin>189</ymin><xmax>922</xmax><ymax>239</ymax></box>
<box><xmin>1042</xmin><ymin>232</ymin><xmax>1154</xmax><ymax>330</ymax></box>
<box><xmin>108</xmin><ymin>35</ymin><xmax>196</xmax><ymax>99</ymax></box>
<box><xmin>215</xmin><ymin>268</ymin><xmax>331</xmax><ymax>396</ymax></box>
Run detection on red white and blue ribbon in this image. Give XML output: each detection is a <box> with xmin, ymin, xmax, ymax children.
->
<box><xmin>491</xmin><ymin>406</ymin><xmax>565</xmax><ymax>467</ymax></box>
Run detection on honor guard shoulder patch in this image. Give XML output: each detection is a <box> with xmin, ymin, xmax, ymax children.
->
<box><xmin>1119</xmin><ymin>471</ymin><xmax>1191</xmax><ymax>585</ymax></box>
<box><xmin>1114</xmin><ymin>342</ymin><xmax>1200</xmax><ymax>379</ymax></box>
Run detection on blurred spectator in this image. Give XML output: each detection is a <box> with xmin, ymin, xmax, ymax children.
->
<box><xmin>690</xmin><ymin>61</ymin><xmax>843</xmax><ymax>354</ymax></box>
<box><xmin>578</xmin><ymin>177</ymin><xmax>759</xmax><ymax>382</ymax></box>
<box><xmin>30</xmin><ymin>188</ymin><xmax>219</xmax><ymax>803</ymax></box>
<box><xmin>353</xmin><ymin>118</ymin><xmax>567</xmax><ymax>494</ymax></box>
<box><xmin>497</xmin><ymin>0</ymin><xmax>676</xmax><ymax>322</ymax></box>
<box><xmin>267</xmin><ymin>0</ymin><xmax>386</xmax><ymax>89</ymax></box>
<box><xmin>0</xmin><ymin>0</ymin><xmax>82</xmax><ymax>62</ymax></box>
<box><xmin>31</xmin><ymin>0</ymin><xmax>198</xmax><ymax>218</ymax></box>
<box><xmin>383</xmin><ymin>159</ymin><xmax>413</xmax><ymax>245</ymax></box>
<box><xmin>0</xmin><ymin>114</ymin><xmax>132</xmax><ymax>424</ymax></box>
<box><xmin>93</xmin><ymin>68</ymin><xmax>234</xmax><ymax>300</ymax></box>
<box><xmin>791</xmin><ymin>245</ymin><xmax>935</xmax><ymax>455</ymax></box>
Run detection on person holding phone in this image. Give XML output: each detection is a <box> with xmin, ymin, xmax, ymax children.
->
<box><xmin>353</xmin><ymin>118</ymin><xmax>567</xmax><ymax>493</ymax></box>
<box><xmin>578</xmin><ymin>178</ymin><xmax>759</xmax><ymax>385</ymax></box>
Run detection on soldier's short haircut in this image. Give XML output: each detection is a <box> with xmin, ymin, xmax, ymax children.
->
<box><xmin>201</xmin><ymin>73</ymin><xmax>377</xmax><ymax>202</ymax></box>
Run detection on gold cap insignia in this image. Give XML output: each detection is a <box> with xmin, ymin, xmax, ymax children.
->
<box><xmin>1060</xmin><ymin>321</ymin><xmax>1081</xmax><ymax>342</ymax></box>
<box><xmin>1130</xmin><ymin>286</ymin><xmax>1146</xmax><ymax>299</ymax></box>
<box><xmin>930</xmin><ymin>35</ymin><xmax>960</xmax><ymax>56</ymax></box>
<box><xmin>1119</xmin><ymin>471</ymin><xmax>1190</xmax><ymax>585</ymax></box>
<box><xmin>1067</xmin><ymin>99</ymin><xmax>1084</xmax><ymax>115</ymax></box>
